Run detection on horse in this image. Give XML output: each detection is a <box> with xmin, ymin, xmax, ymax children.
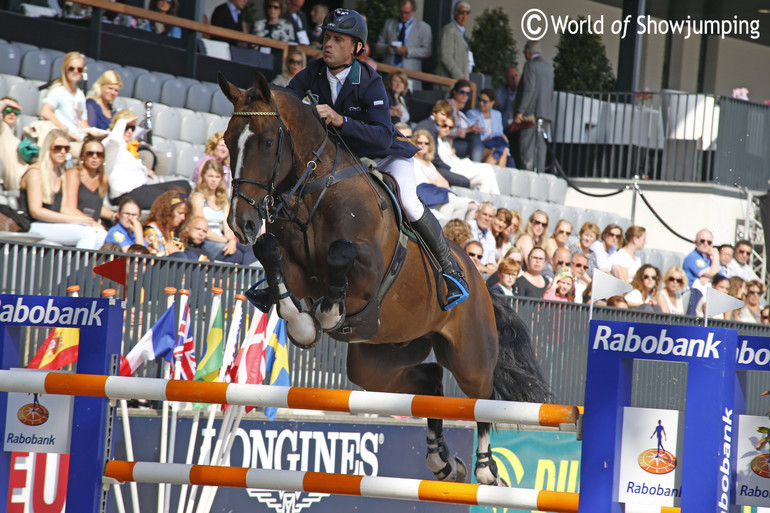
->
<box><xmin>217</xmin><ymin>72</ymin><xmax>549</xmax><ymax>486</ymax></box>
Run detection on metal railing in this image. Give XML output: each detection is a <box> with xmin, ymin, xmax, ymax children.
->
<box><xmin>2</xmin><ymin>241</ymin><xmax>769</xmax><ymax>414</ymax></box>
<box><xmin>551</xmin><ymin>90</ymin><xmax>770</xmax><ymax>189</ymax></box>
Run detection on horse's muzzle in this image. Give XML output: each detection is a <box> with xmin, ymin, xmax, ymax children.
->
<box><xmin>229</xmin><ymin>207</ymin><xmax>263</xmax><ymax>246</ymax></box>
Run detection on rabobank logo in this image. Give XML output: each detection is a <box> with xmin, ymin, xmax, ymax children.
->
<box><xmin>0</xmin><ymin>297</ymin><xmax>104</xmax><ymax>326</ymax></box>
<box><xmin>17</xmin><ymin>398</ymin><xmax>49</xmax><ymax>427</ymax></box>
<box><xmin>593</xmin><ymin>325</ymin><xmax>722</xmax><ymax>359</ymax></box>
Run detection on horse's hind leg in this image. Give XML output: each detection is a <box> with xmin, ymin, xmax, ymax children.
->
<box><xmin>312</xmin><ymin>239</ymin><xmax>357</xmax><ymax>331</ymax></box>
<box><xmin>252</xmin><ymin>233</ymin><xmax>321</xmax><ymax>348</ymax></box>
<box><xmin>475</xmin><ymin>422</ymin><xmax>507</xmax><ymax>486</ymax></box>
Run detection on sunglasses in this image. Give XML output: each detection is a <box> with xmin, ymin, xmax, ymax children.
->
<box><xmin>52</xmin><ymin>145</ymin><xmax>71</xmax><ymax>153</ymax></box>
<box><xmin>737</xmin><ymin>249</ymin><xmax>751</xmax><ymax>255</ymax></box>
<box><xmin>557</xmin><ymin>229</ymin><xmax>571</xmax><ymax>236</ymax></box>
<box><xmin>748</xmin><ymin>290</ymin><xmax>761</xmax><ymax>295</ymax></box>
<box><xmin>467</xmin><ymin>252</ymin><xmax>483</xmax><ymax>260</ymax></box>
<box><xmin>478</xmin><ymin>99</ymin><xmax>491</xmax><ymax>104</ymax></box>
<box><xmin>288</xmin><ymin>59</ymin><xmax>303</xmax><ymax>65</ymax></box>
<box><xmin>125</xmin><ymin>124</ymin><xmax>137</xmax><ymax>132</ymax></box>
<box><xmin>3</xmin><ymin>107</ymin><xmax>21</xmax><ymax>116</ymax></box>
<box><xmin>608</xmin><ymin>232</ymin><xmax>622</xmax><ymax>238</ymax></box>
<box><xmin>571</xmin><ymin>262</ymin><xmax>587</xmax><ymax>269</ymax></box>
<box><xmin>643</xmin><ymin>274</ymin><xmax>658</xmax><ymax>280</ymax></box>
<box><xmin>85</xmin><ymin>150</ymin><xmax>105</xmax><ymax>158</ymax></box>
<box><xmin>457</xmin><ymin>9</ymin><xmax>471</xmax><ymax>15</ymax></box>
<box><xmin>267</xmin><ymin>4</ymin><xmax>281</xmax><ymax>9</ymax></box>
<box><xmin>668</xmin><ymin>277</ymin><xmax>684</xmax><ymax>284</ymax></box>
<box><xmin>698</xmin><ymin>239</ymin><xmax>713</xmax><ymax>245</ymax></box>
<box><xmin>439</xmin><ymin>123</ymin><xmax>454</xmax><ymax>129</ymax></box>
<box><xmin>415</xmin><ymin>141</ymin><xmax>428</xmax><ymax>146</ymax></box>
<box><xmin>456</xmin><ymin>90</ymin><xmax>471</xmax><ymax>96</ymax></box>
<box><xmin>555</xmin><ymin>260</ymin><xmax>566</xmax><ymax>268</ymax></box>
<box><xmin>68</xmin><ymin>66</ymin><xmax>84</xmax><ymax>73</ymax></box>
<box><xmin>532</xmin><ymin>220</ymin><xmax>547</xmax><ymax>227</ymax></box>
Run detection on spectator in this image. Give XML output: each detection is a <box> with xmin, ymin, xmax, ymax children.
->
<box><xmin>411</xmin><ymin>130</ymin><xmax>473</xmax><ymax>221</ymax></box>
<box><xmin>513</xmin><ymin>247</ymin><xmax>549</xmax><ymax>298</ymax></box>
<box><xmin>146</xmin><ymin>0</ymin><xmax>182</xmax><ymax>38</ymax></box>
<box><xmin>725</xmin><ymin>276</ymin><xmax>747</xmax><ymax>321</ymax></box>
<box><xmin>544</xmin><ymin>246</ymin><xmax>571</xmax><ymax>282</ymax></box>
<box><xmin>63</xmin><ymin>138</ymin><xmax>114</xmax><ymax>224</ymax></box>
<box><xmin>104</xmin><ymin>111</ymin><xmax>191</xmax><ymax>208</ymax></box>
<box><xmin>610</xmin><ymin>225</ymin><xmax>646</xmax><ymax>283</ymax></box>
<box><xmin>190</xmin><ymin>159</ymin><xmax>240</xmax><ymax>257</ymax></box>
<box><xmin>515</xmin><ymin>209</ymin><xmax>551</xmax><ymax>260</ymax></box>
<box><xmin>570</xmin><ymin>252</ymin><xmax>590</xmax><ymax>303</ymax></box>
<box><xmin>467</xmin><ymin>89</ymin><xmax>512</xmax><ymax>167</ymax></box>
<box><xmin>448</xmin><ymin>79</ymin><xmax>483</xmax><ymax>162</ymax></box>
<box><xmin>309</xmin><ymin>3</ymin><xmax>329</xmax><ymax>47</ymax></box>
<box><xmin>385</xmin><ymin>70</ymin><xmax>412</xmax><ymax>125</ymax></box>
<box><xmin>283</xmin><ymin>0</ymin><xmax>310</xmax><ymax>44</ymax></box>
<box><xmin>740</xmin><ymin>280</ymin><xmax>763</xmax><ymax>323</ymax></box>
<box><xmin>625</xmin><ymin>264</ymin><xmax>660</xmax><ymax>309</ymax></box>
<box><xmin>413</xmin><ymin>99</ymin><xmax>471</xmax><ymax>188</ymax></box>
<box><xmin>0</xmin><ymin>96</ymin><xmax>28</xmax><ymax>190</ymax></box>
<box><xmin>491</xmin><ymin>207</ymin><xmax>513</xmax><ymax>261</ymax></box>
<box><xmin>143</xmin><ymin>189</ymin><xmax>190</xmax><ymax>257</ymax></box>
<box><xmin>40</xmin><ymin>52</ymin><xmax>96</xmax><ymax>145</ymax></box>
<box><xmin>695</xmin><ymin>274</ymin><xmax>731</xmax><ymax>319</ymax></box>
<box><xmin>192</xmin><ymin>131</ymin><xmax>231</xmax><ymax>186</ymax></box>
<box><xmin>544</xmin><ymin>218</ymin><xmax>572</xmax><ymax>259</ymax></box>
<box><xmin>435</xmin><ymin>116</ymin><xmax>500</xmax><ymax>194</ymax></box>
<box><xmin>86</xmin><ymin>71</ymin><xmax>123</xmax><ymax>130</ymax></box>
<box><xmin>100</xmin><ymin>242</ymin><xmax>122</xmax><ymax>252</ymax></box>
<box><xmin>180</xmin><ymin>215</ymin><xmax>212</xmax><ymax>261</ymax></box>
<box><xmin>543</xmin><ymin>268</ymin><xmax>575</xmax><ymax>302</ymax></box>
<box><xmin>657</xmin><ymin>266</ymin><xmax>686</xmax><ymax>314</ymax></box>
<box><xmin>210</xmin><ymin>0</ymin><xmax>248</xmax><ymax>46</ymax></box>
<box><xmin>592</xmin><ymin>223</ymin><xmax>622</xmax><ymax>273</ymax></box>
<box><xmin>717</xmin><ymin>243</ymin><xmax>733</xmax><ymax>277</ymax></box>
<box><xmin>396</xmin><ymin>122</ymin><xmax>412</xmax><ymax>137</ymax></box>
<box><xmin>105</xmin><ymin>197</ymin><xmax>145</xmax><ymax>251</ymax></box>
<box><xmin>254</xmin><ymin>0</ymin><xmax>297</xmax><ymax>53</ymax></box>
<box><xmin>489</xmin><ymin>259</ymin><xmax>520</xmax><ymax>297</ymax></box>
<box><xmin>435</xmin><ymin>1</ymin><xmax>473</xmax><ymax>82</ymax></box>
<box><xmin>606</xmin><ymin>296</ymin><xmax>629</xmax><ymax>309</ymax></box>
<box><xmin>503</xmin><ymin>209</ymin><xmax>522</xmax><ymax>248</ymax></box>
<box><xmin>513</xmin><ymin>40</ymin><xmax>554</xmax><ymax>172</ymax></box>
<box><xmin>443</xmin><ymin>218</ymin><xmax>473</xmax><ymax>248</ymax></box>
<box><xmin>682</xmin><ymin>228</ymin><xmax>719</xmax><ymax>288</ymax></box>
<box><xmin>502</xmin><ymin>246</ymin><xmax>524</xmax><ymax>269</ymax></box>
<box><xmin>464</xmin><ymin>240</ymin><xmax>485</xmax><ymax>274</ymax></box>
<box><xmin>19</xmin><ymin>129</ymin><xmax>106</xmax><ymax>249</ymax></box>
<box><xmin>468</xmin><ymin>201</ymin><xmax>498</xmax><ymax>277</ymax></box>
<box><xmin>495</xmin><ymin>67</ymin><xmax>520</xmax><ymax>133</ymax></box>
<box><xmin>375</xmin><ymin>0</ymin><xmax>432</xmax><ymax>85</ymax></box>
<box><xmin>568</xmin><ymin>222</ymin><xmax>599</xmax><ymax>279</ymax></box>
<box><xmin>271</xmin><ymin>50</ymin><xmax>307</xmax><ymax>87</ymax></box>
<box><xmin>728</xmin><ymin>240</ymin><xmax>760</xmax><ymax>282</ymax></box>
<box><xmin>761</xmin><ymin>306</ymin><xmax>770</xmax><ymax>325</ymax></box>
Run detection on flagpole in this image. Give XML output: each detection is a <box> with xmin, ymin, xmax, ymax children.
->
<box><xmin>165</xmin><ymin>289</ymin><xmax>189</xmax><ymax>513</ymax></box>
<box><xmin>157</xmin><ymin>287</ymin><xmax>177</xmax><ymax>513</ymax></box>
<box><xmin>185</xmin><ymin>288</ymin><xmax>224</xmax><ymax>513</ymax></box>
<box><xmin>196</xmin><ymin>295</ymin><xmax>245</xmax><ymax>513</ymax></box>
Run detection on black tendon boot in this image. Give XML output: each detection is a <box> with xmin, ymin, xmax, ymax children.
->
<box><xmin>411</xmin><ymin>209</ymin><xmax>469</xmax><ymax>310</ymax></box>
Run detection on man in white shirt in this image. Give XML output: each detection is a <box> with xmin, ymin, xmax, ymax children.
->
<box><xmin>570</xmin><ymin>252</ymin><xmax>590</xmax><ymax>303</ymax></box>
<box><xmin>728</xmin><ymin>240</ymin><xmax>760</xmax><ymax>282</ymax></box>
<box><xmin>468</xmin><ymin>202</ymin><xmax>497</xmax><ymax>276</ymax></box>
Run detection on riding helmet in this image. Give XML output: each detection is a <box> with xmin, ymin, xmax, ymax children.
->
<box><xmin>321</xmin><ymin>8</ymin><xmax>368</xmax><ymax>56</ymax></box>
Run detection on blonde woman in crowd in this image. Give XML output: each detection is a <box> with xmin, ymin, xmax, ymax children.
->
<box><xmin>544</xmin><ymin>218</ymin><xmax>572</xmax><ymax>259</ymax></box>
<box><xmin>591</xmin><ymin>223</ymin><xmax>623</xmax><ymax>272</ymax></box>
<box><xmin>63</xmin><ymin>138</ymin><xmax>114</xmax><ymax>223</ymax></box>
<box><xmin>19</xmin><ymin>129</ymin><xmax>106</xmax><ymax>248</ymax></box>
<box><xmin>491</xmin><ymin>207</ymin><xmax>513</xmax><ymax>261</ymax></box>
<box><xmin>610</xmin><ymin>225</ymin><xmax>646</xmax><ymax>283</ymax></box>
<box><xmin>515</xmin><ymin>209</ymin><xmax>551</xmax><ymax>261</ymax></box>
<box><xmin>40</xmin><ymin>52</ymin><xmax>95</xmax><ymax>145</ymax></box>
<box><xmin>0</xmin><ymin>96</ymin><xmax>27</xmax><ymax>190</ymax></box>
<box><xmin>271</xmin><ymin>50</ymin><xmax>307</xmax><ymax>87</ymax></box>
<box><xmin>657</xmin><ymin>266</ymin><xmax>686</xmax><ymax>314</ymax></box>
<box><xmin>568</xmin><ymin>222</ymin><xmax>600</xmax><ymax>278</ymax></box>
<box><xmin>191</xmin><ymin>159</ymin><xmax>239</xmax><ymax>256</ymax></box>
<box><xmin>724</xmin><ymin>276</ymin><xmax>746</xmax><ymax>321</ymax></box>
<box><xmin>86</xmin><ymin>70</ymin><xmax>123</xmax><ymax>130</ymax></box>
<box><xmin>192</xmin><ymin>131</ymin><xmax>231</xmax><ymax>186</ymax></box>
<box><xmin>625</xmin><ymin>264</ymin><xmax>660</xmax><ymax>309</ymax></box>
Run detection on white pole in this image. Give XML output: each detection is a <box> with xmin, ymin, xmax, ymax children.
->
<box><xmin>120</xmin><ymin>399</ymin><xmax>141</xmax><ymax>513</ymax></box>
<box><xmin>200</xmin><ymin>406</ymin><xmax>245</xmax><ymax>513</ymax></box>
<box><xmin>165</xmin><ymin>289</ymin><xmax>189</xmax><ymax>513</ymax></box>
<box><xmin>157</xmin><ymin>287</ymin><xmax>177</xmax><ymax>513</ymax></box>
<box><xmin>175</xmin><ymin>407</ymin><xmax>200</xmax><ymax>513</ymax></box>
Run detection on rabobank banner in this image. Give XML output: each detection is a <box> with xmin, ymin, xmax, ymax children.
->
<box><xmin>0</xmin><ymin>296</ymin><xmax>108</xmax><ymax>327</ymax></box>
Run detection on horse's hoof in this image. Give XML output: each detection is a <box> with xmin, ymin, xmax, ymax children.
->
<box><xmin>453</xmin><ymin>457</ymin><xmax>468</xmax><ymax>482</ymax></box>
<box><xmin>287</xmin><ymin>313</ymin><xmax>322</xmax><ymax>350</ymax></box>
<box><xmin>310</xmin><ymin>299</ymin><xmax>346</xmax><ymax>332</ymax></box>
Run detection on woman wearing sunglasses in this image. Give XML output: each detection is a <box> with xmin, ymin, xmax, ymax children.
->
<box><xmin>448</xmin><ymin>79</ymin><xmax>483</xmax><ymax>162</ymax></box>
<box><xmin>271</xmin><ymin>50</ymin><xmax>307</xmax><ymax>87</ymax></box>
<box><xmin>0</xmin><ymin>96</ymin><xmax>28</xmax><ymax>190</ymax></box>
<box><xmin>625</xmin><ymin>264</ymin><xmax>661</xmax><ymax>309</ymax></box>
<box><xmin>253</xmin><ymin>0</ymin><xmax>297</xmax><ymax>53</ymax></box>
<box><xmin>63</xmin><ymin>138</ymin><xmax>115</xmax><ymax>224</ymax></box>
<box><xmin>40</xmin><ymin>52</ymin><xmax>95</xmax><ymax>145</ymax></box>
<box><xmin>19</xmin><ymin>129</ymin><xmax>107</xmax><ymax>249</ymax></box>
<box><xmin>515</xmin><ymin>209</ymin><xmax>551</xmax><ymax>261</ymax></box>
<box><xmin>657</xmin><ymin>266</ymin><xmax>686</xmax><ymax>315</ymax></box>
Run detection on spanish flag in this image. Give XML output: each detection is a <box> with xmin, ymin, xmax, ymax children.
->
<box><xmin>28</xmin><ymin>328</ymin><xmax>79</xmax><ymax>370</ymax></box>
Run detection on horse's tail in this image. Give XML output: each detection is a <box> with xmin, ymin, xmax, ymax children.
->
<box><xmin>491</xmin><ymin>295</ymin><xmax>551</xmax><ymax>404</ymax></box>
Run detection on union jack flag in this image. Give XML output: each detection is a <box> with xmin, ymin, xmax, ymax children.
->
<box><xmin>173</xmin><ymin>302</ymin><xmax>196</xmax><ymax>380</ymax></box>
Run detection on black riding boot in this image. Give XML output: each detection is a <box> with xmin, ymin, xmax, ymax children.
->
<box><xmin>411</xmin><ymin>209</ymin><xmax>469</xmax><ymax>310</ymax></box>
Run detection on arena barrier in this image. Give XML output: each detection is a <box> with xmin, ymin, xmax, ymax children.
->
<box><xmin>0</xmin><ymin>370</ymin><xmax>580</xmax><ymax>428</ymax></box>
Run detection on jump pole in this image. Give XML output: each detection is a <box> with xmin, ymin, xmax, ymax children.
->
<box><xmin>0</xmin><ymin>370</ymin><xmax>580</xmax><ymax>429</ymax></box>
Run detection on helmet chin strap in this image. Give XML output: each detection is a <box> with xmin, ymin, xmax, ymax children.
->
<box><xmin>327</xmin><ymin>62</ymin><xmax>353</xmax><ymax>71</ymax></box>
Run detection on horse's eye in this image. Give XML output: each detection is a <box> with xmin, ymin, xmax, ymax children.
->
<box><xmin>264</xmin><ymin>139</ymin><xmax>275</xmax><ymax>150</ymax></box>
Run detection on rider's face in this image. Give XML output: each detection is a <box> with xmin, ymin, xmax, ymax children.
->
<box><xmin>323</xmin><ymin>31</ymin><xmax>356</xmax><ymax>70</ymax></box>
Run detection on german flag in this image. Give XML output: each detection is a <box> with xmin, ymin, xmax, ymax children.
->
<box><xmin>28</xmin><ymin>328</ymin><xmax>79</xmax><ymax>370</ymax></box>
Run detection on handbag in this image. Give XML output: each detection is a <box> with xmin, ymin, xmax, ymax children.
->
<box><xmin>0</xmin><ymin>204</ymin><xmax>31</xmax><ymax>232</ymax></box>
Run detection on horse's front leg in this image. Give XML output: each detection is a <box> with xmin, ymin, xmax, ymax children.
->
<box><xmin>250</xmin><ymin>233</ymin><xmax>321</xmax><ymax>349</ymax></box>
<box><xmin>311</xmin><ymin>239</ymin><xmax>357</xmax><ymax>331</ymax></box>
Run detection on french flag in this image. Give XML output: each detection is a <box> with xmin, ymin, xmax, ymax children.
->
<box><xmin>120</xmin><ymin>304</ymin><xmax>177</xmax><ymax>376</ymax></box>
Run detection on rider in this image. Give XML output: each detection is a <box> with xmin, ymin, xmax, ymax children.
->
<box><xmin>286</xmin><ymin>8</ymin><xmax>469</xmax><ymax>310</ymax></box>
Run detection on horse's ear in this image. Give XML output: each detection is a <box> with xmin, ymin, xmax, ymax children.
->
<box><xmin>254</xmin><ymin>72</ymin><xmax>272</xmax><ymax>102</ymax></box>
<box><xmin>217</xmin><ymin>73</ymin><xmax>240</xmax><ymax>105</ymax></box>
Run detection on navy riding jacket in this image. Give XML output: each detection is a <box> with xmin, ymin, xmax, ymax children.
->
<box><xmin>287</xmin><ymin>58</ymin><xmax>417</xmax><ymax>160</ymax></box>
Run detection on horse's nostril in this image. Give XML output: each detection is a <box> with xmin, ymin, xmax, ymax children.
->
<box><xmin>244</xmin><ymin>220</ymin><xmax>256</xmax><ymax>237</ymax></box>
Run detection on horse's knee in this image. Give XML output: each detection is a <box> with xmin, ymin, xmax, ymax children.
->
<box><xmin>253</xmin><ymin>232</ymin><xmax>282</xmax><ymax>267</ymax></box>
<box><xmin>328</xmin><ymin>239</ymin><xmax>358</xmax><ymax>271</ymax></box>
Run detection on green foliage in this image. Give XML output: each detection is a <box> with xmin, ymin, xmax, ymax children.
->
<box><xmin>356</xmin><ymin>0</ymin><xmax>399</xmax><ymax>60</ymax></box>
<box><xmin>468</xmin><ymin>8</ymin><xmax>517</xmax><ymax>87</ymax></box>
<box><xmin>553</xmin><ymin>16</ymin><xmax>616</xmax><ymax>91</ymax></box>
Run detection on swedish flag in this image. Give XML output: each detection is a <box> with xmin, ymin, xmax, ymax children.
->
<box><xmin>263</xmin><ymin>318</ymin><xmax>290</xmax><ymax>420</ymax></box>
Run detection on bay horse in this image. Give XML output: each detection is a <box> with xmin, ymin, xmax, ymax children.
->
<box><xmin>218</xmin><ymin>73</ymin><xmax>549</xmax><ymax>486</ymax></box>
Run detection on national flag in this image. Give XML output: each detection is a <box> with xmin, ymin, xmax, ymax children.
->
<box><xmin>119</xmin><ymin>304</ymin><xmax>177</xmax><ymax>376</ymax></box>
<box><xmin>228</xmin><ymin>311</ymin><xmax>277</xmax><ymax>412</ymax></box>
<box><xmin>193</xmin><ymin>298</ymin><xmax>224</xmax><ymax>383</ymax></box>
<box><xmin>173</xmin><ymin>302</ymin><xmax>196</xmax><ymax>380</ymax></box>
<box><xmin>28</xmin><ymin>328</ymin><xmax>79</xmax><ymax>370</ymax></box>
<box><xmin>263</xmin><ymin>318</ymin><xmax>290</xmax><ymax>421</ymax></box>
